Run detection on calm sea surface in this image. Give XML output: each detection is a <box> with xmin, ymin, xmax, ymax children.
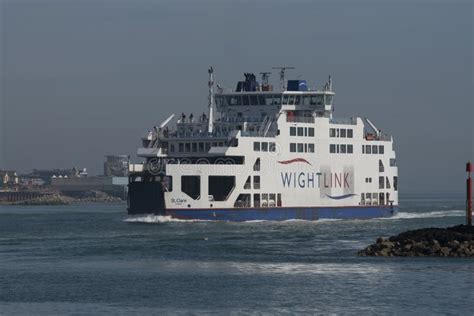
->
<box><xmin>0</xmin><ymin>194</ymin><xmax>472</xmax><ymax>315</ymax></box>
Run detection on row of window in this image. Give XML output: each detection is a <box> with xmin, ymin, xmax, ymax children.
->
<box><xmin>282</xmin><ymin>94</ymin><xmax>332</xmax><ymax>106</ymax></box>
<box><xmin>170</xmin><ymin>142</ymin><xmax>221</xmax><ymax>153</ymax></box>
<box><xmin>329</xmin><ymin>128</ymin><xmax>353</xmax><ymax>138</ymax></box>
<box><xmin>363</xmin><ymin>145</ymin><xmax>385</xmax><ymax>154</ymax></box>
<box><xmin>244</xmin><ymin>176</ymin><xmax>260</xmax><ymax>190</ymax></box>
<box><xmin>215</xmin><ymin>94</ymin><xmax>333</xmax><ymax>107</ymax></box>
<box><xmin>290</xmin><ymin>143</ymin><xmax>315</xmax><ymax>153</ymax></box>
<box><xmin>216</xmin><ymin>94</ymin><xmax>282</xmax><ymax>107</ymax></box>
<box><xmin>234</xmin><ymin>193</ymin><xmax>283</xmax><ymax>208</ymax></box>
<box><xmin>360</xmin><ymin>192</ymin><xmax>392</xmax><ymax>206</ymax></box>
<box><xmin>289</xmin><ymin>127</ymin><xmax>315</xmax><ymax>137</ymax></box>
<box><xmin>254</xmin><ymin>142</ymin><xmax>277</xmax><ymax>152</ymax></box>
<box><xmin>329</xmin><ymin>144</ymin><xmax>354</xmax><ymax>154</ymax></box>
<box><xmin>379</xmin><ymin>176</ymin><xmax>392</xmax><ymax>189</ymax></box>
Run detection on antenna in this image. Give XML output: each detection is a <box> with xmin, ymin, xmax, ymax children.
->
<box><xmin>272</xmin><ymin>66</ymin><xmax>295</xmax><ymax>91</ymax></box>
<box><xmin>207</xmin><ymin>66</ymin><xmax>214</xmax><ymax>133</ymax></box>
<box><xmin>259</xmin><ymin>72</ymin><xmax>271</xmax><ymax>85</ymax></box>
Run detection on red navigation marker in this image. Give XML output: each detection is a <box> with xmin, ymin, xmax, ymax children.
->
<box><xmin>467</xmin><ymin>162</ymin><xmax>473</xmax><ymax>226</ymax></box>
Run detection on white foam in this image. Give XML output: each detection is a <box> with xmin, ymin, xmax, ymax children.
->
<box><xmin>124</xmin><ymin>215</ymin><xmax>210</xmax><ymax>223</ymax></box>
<box><xmin>390</xmin><ymin>210</ymin><xmax>464</xmax><ymax>219</ymax></box>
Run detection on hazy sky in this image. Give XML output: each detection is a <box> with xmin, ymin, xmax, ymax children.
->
<box><xmin>1</xmin><ymin>0</ymin><xmax>472</xmax><ymax>193</ymax></box>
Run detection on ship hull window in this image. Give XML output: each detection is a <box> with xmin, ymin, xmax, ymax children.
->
<box><xmin>208</xmin><ymin>176</ymin><xmax>235</xmax><ymax>201</ymax></box>
<box><xmin>234</xmin><ymin>194</ymin><xmax>251</xmax><ymax>208</ymax></box>
<box><xmin>254</xmin><ymin>194</ymin><xmax>260</xmax><ymax>207</ymax></box>
<box><xmin>181</xmin><ymin>176</ymin><xmax>200</xmax><ymax>200</ymax></box>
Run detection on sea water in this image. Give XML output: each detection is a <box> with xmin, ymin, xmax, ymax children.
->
<box><xmin>0</xmin><ymin>194</ymin><xmax>472</xmax><ymax>314</ymax></box>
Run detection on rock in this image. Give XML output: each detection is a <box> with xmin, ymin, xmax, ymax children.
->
<box><xmin>358</xmin><ymin>225</ymin><xmax>474</xmax><ymax>258</ymax></box>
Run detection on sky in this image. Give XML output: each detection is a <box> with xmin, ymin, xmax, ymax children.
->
<box><xmin>0</xmin><ymin>0</ymin><xmax>472</xmax><ymax>193</ymax></box>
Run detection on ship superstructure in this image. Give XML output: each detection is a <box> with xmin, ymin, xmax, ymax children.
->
<box><xmin>128</xmin><ymin>67</ymin><xmax>398</xmax><ymax>221</ymax></box>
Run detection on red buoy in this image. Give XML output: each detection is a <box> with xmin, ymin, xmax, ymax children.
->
<box><xmin>467</xmin><ymin>162</ymin><xmax>473</xmax><ymax>226</ymax></box>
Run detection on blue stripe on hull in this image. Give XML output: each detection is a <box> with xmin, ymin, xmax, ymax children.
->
<box><xmin>164</xmin><ymin>206</ymin><xmax>398</xmax><ymax>222</ymax></box>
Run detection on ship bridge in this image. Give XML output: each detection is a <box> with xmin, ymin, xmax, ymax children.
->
<box><xmin>137</xmin><ymin>69</ymin><xmax>337</xmax><ymax>158</ymax></box>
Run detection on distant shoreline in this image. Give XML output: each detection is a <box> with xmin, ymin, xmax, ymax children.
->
<box><xmin>0</xmin><ymin>190</ymin><xmax>125</xmax><ymax>206</ymax></box>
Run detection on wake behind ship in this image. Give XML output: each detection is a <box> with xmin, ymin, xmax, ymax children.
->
<box><xmin>127</xmin><ymin>67</ymin><xmax>398</xmax><ymax>221</ymax></box>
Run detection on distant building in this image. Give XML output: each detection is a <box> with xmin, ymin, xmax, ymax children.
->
<box><xmin>20</xmin><ymin>176</ymin><xmax>45</xmax><ymax>187</ymax></box>
<box><xmin>50</xmin><ymin>176</ymin><xmax>127</xmax><ymax>198</ymax></box>
<box><xmin>0</xmin><ymin>170</ymin><xmax>19</xmax><ymax>188</ymax></box>
<box><xmin>104</xmin><ymin>155</ymin><xmax>129</xmax><ymax>177</ymax></box>
<box><xmin>30</xmin><ymin>168</ymin><xmax>79</xmax><ymax>185</ymax></box>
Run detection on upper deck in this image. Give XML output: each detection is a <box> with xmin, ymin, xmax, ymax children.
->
<box><xmin>136</xmin><ymin>69</ymin><xmax>392</xmax><ymax>158</ymax></box>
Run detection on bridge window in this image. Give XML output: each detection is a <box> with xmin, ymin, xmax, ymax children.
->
<box><xmin>282</xmin><ymin>94</ymin><xmax>289</xmax><ymax>104</ymax></box>
<box><xmin>181</xmin><ymin>176</ymin><xmax>200</xmax><ymax>200</ymax></box>
<box><xmin>265</xmin><ymin>95</ymin><xmax>274</xmax><ymax>105</ymax></box>
<box><xmin>379</xmin><ymin>145</ymin><xmax>384</xmax><ymax>154</ymax></box>
<box><xmin>366</xmin><ymin>145</ymin><xmax>371</xmax><ymax>154</ymax></box>
<box><xmin>294</xmin><ymin>95</ymin><xmax>301</xmax><ymax>105</ymax></box>
<box><xmin>262</xmin><ymin>142</ymin><xmax>269</xmax><ymax>152</ymax></box>
<box><xmin>302</xmin><ymin>95</ymin><xmax>310</xmax><ymax>105</ymax></box>
<box><xmin>308</xmin><ymin>128</ymin><xmax>314</xmax><ymax>137</ymax></box>
<box><xmin>340</xmin><ymin>144</ymin><xmax>346</xmax><ymax>153</ymax></box>
<box><xmin>242</xmin><ymin>95</ymin><xmax>250</xmax><ymax>106</ymax></box>
<box><xmin>297</xmin><ymin>127</ymin><xmax>304</xmax><ymax>136</ymax></box>
<box><xmin>250</xmin><ymin>95</ymin><xmax>258</xmax><ymax>105</ymax></box>
<box><xmin>272</xmin><ymin>95</ymin><xmax>281</xmax><ymax>105</ymax></box>
<box><xmin>308</xmin><ymin>143</ymin><xmax>315</xmax><ymax>153</ymax></box>
<box><xmin>311</xmin><ymin>95</ymin><xmax>323</xmax><ymax>106</ymax></box>
<box><xmin>330</xmin><ymin>128</ymin><xmax>336</xmax><ymax>138</ymax></box>
<box><xmin>288</xmin><ymin>94</ymin><xmax>295</xmax><ymax>105</ymax></box>
<box><xmin>209</xmin><ymin>176</ymin><xmax>235</xmax><ymax>201</ymax></box>
<box><xmin>325</xmin><ymin>95</ymin><xmax>333</xmax><ymax>105</ymax></box>
<box><xmin>347</xmin><ymin>129</ymin><xmax>353</xmax><ymax>138</ymax></box>
<box><xmin>297</xmin><ymin>143</ymin><xmax>304</xmax><ymax>152</ymax></box>
<box><xmin>372</xmin><ymin>145</ymin><xmax>378</xmax><ymax>154</ymax></box>
<box><xmin>330</xmin><ymin>144</ymin><xmax>336</xmax><ymax>153</ymax></box>
<box><xmin>347</xmin><ymin>144</ymin><xmax>353</xmax><ymax>153</ymax></box>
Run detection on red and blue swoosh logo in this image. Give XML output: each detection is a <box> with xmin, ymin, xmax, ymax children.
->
<box><xmin>326</xmin><ymin>193</ymin><xmax>357</xmax><ymax>200</ymax></box>
<box><xmin>277</xmin><ymin>158</ymin><xmax>312</xmax><ymax>166</ymax></box>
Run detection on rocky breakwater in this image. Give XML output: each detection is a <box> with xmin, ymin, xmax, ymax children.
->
<box><xmin>359</xmin><ymin>225</ymin><xmax>474</xmax><ymax>257</ymax></box>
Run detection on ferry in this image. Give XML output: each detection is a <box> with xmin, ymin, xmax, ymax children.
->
<box><xmin>127</xmin><ymin>67</ymin><xmax>398</xmax><ymax>221</ymax></box>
